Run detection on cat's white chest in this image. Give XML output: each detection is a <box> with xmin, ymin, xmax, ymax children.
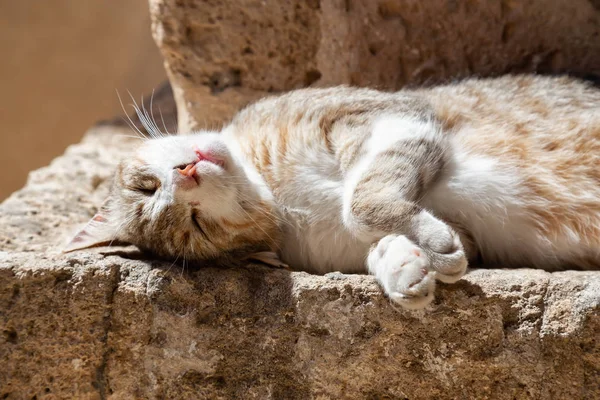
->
<box><xmin>279</xmin><ymin>207</ymin><xmax>369</xmax><ymax>274</ymax></box>
<box><xmin>273</xmin><ymin>151</ymin><xmax>369</xmax><ymax>274</ymax></box>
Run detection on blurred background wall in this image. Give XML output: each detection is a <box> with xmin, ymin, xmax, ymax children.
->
<box><xmin>0</xmin><ymin>0</ymin><xmax>166</xmax><ymax>200</ymax></box>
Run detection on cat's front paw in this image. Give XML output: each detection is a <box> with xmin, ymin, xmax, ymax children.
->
<box><xmin>368</xmin><ymin>235</ymin><xmax>436</xmax><ymax>310</ymax></box>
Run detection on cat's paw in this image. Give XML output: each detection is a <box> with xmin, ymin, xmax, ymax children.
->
<box><xmin>368</xmin><ymin>235</ymin><xmax>436</xmax><ymax>310</ymax></box>
<box><xmin>425</xmin><ymin>229</ymin><xmax>468</xmax><ymax>284</ymax></box>
<box><xmin>412</xmin><ymin>212</ymin><xmax>468</xmax><ymax>283</ymax></box>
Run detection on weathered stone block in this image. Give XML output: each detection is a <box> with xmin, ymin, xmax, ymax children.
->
<box><xmin>149</xmin><ymin>0</ymin><xmax>600</xmax><ymax>132</ymax></box>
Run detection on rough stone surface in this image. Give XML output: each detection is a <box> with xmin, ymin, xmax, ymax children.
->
<box><xmin>1</xmin><ymin>126</ymin><xmax>599</xmax><ymax>399</ymax></box>
<box><xmin>149</xmin><ymin>0</ymin><xmax>600</xmax><ymax>132</ymax></box>
<box><xmin>2</xmin><ymin>2</ymin><xmax>600</xmax><ymax>395</ymax></box>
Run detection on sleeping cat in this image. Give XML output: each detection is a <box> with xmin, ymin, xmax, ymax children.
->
<box><xmin>66</xmin><ymin>75</ymin><xmax>600</xmax><ymax>309</ymax></box>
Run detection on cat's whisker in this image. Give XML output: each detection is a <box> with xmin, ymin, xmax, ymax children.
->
<box><xmin>127</xmin><ymin>90</ymin><xmax>166</xmax><ymax>140</ymax></box>
<box><xmin>165</xmin><ymin>237</ymin><xmax>187</xmax><ymax>275</ymax></box>
<box><xmin>140</xmin><ymin>94</ymin><xmax>161</xmax><ymax>139</ymax></box>
<box><xmin>165</xmin><ymin>253</ymin><xmax>180</xmax><ymax>275</ymax></box>
<box><xmin>181</xmin><ymin>254</ymin><xmax>188</xmax><ymax>278</ymax></box>
<box><xmin>116</xmin><ymin>89</ymin><xmax>148</xmax><ymax>140</ymax></box>
<box><xmin>148</xmin><ymin>89</ymin><xmax>162</xmax><ymax>136</ymax></box>
<box><xmin>143</xmin><ymin>92</ymin><xmax>166</xmax><ymax>139</ymax></box>
<box><xmin>158</xmin><ymin>105</ymin><xmax>175</xmax><ymax>135</ymax></box>
<box><xmin>189</xmin><ymin>235</ymin><xmax>196</xmax><ymax>256</ymax></box>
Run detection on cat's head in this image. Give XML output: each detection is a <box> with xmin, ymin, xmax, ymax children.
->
<box><xmin>65</xmin><ymin>132</ymin><xmax>282</xmax><ymax>264</ymax></box>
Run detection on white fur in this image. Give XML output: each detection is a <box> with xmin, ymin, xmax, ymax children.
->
<box><xmin>229</xmin><ymin>125</ymin><xmax>371</xmax><ymax>274</ymax></box>
<box><xmin>243</xmin><ymin>115</ymin><xmax>466</xmax><ymax>308</ymax></box>
<box><xmin>271</xmin><ymin>116</ymin><xmax>450</xmax><ymax>275</ymax></box>
<box><xmin>222</xmin><ymin>126</ymin><xmax>276</xmax><ymax>206</ymax></box>
<box><xmin>422</xmin><ymin>144</ymin><xmax>553</xmax><ymax>268</ymax></box>
<box><xmin>142</xmin><ymin>133</ymin><xmax>268</xmax><ymax>224</ymax></box>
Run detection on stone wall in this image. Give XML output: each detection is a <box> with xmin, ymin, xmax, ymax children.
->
<box><xmin>149</xmin><ymin>0</ymin><xmax>600</xmax><ymax>132</ymax></box>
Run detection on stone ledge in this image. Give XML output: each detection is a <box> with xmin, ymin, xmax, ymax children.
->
<box><xmin>1</xmin><ymin>127</ymin><xmax>599</xmax><ymax>399</ymax></box>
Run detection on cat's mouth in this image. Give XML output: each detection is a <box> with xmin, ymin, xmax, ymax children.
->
<box><xmin>174</xmin><ymin>149</ymin><xmax>226</xmax><ymax>188</ymax></box>
<box><xmin>175</xmin><ymin>163</ymin><xmax>201</xmax><ymax>187</ymax></box>
<box><xmin>176</xmin><ymin>163</ymin><xmax>198</xmax><ymax>177</ymax></box>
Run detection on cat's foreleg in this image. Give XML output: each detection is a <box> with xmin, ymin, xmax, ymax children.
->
<box><xmin>342</xmin><ymin>116</ymin><xmax>468</xmax><ymax>308</ymax></box>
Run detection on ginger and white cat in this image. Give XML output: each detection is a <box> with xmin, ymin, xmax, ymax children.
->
<box><xmin>67</xmin><ymin>75</ymin><xmax>600</xmax><ymax>309</ymax></box>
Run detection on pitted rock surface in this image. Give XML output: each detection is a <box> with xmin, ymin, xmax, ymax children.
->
<box><xmin>2</xmin><ymin>1</ymin><xmax>600</xmax><ymax>396</ymax></box>
<box><xmin>0</xmin><ymin>126</ymin><xmax>599</xmax><ymax>399</ymax></box>
<box><xmin>148</xmin><ymin>0</ymin><xmax>600</xmax><ymax>132</ymax></box>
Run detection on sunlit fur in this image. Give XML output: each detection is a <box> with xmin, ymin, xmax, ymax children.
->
<box><xmin>69</xmin><ymin>75</ymin><xmax>600</xmax><ymax>308</ymax></box>
<box><xmin>100</xmin><ymin>134</ymin><xmax>281</xmax><ymax>264</ymax></box>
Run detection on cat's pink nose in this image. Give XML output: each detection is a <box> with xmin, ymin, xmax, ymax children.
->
<box><xmin>176</xmin><ymin>163</ymin><xmax>196</xmax><ymax>177</ymax></box>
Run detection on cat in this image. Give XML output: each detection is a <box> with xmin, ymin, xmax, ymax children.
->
<box><xmin>65</xmin><ymin>75</ymin><xmax>600</xmax><ymax>309</ymax></box>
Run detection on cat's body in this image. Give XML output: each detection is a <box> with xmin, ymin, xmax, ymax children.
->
<box><xmin>68</xmin><ymin>75</ymin><xmax>600</xmax><ymax>309</ymax></box>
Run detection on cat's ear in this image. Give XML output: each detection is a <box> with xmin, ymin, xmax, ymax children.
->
<box><xmin>63</xmin><ymin>203</ymin><xmax>119</xmax><ymax>253</ymax></box>
<box><xmin>244</xmin><ymin>251</ymin><xmax>289</xmax><ymax>269</ymax></box>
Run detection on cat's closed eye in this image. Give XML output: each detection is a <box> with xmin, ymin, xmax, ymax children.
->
<box><xmin>191</xmin><ymin>211</ymin><xmax>210</xmax><ymax>240</ymax></box>
<box><xmin>130</xmin><ymin>176</ymin><xmax>160</xmax><ymax>196</ymax></box>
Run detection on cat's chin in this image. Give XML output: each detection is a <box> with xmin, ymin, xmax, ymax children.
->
<box><xmin>172</xmin><ymin>168</ymin><xmax>200</xmax><ymax>191</ymax></box>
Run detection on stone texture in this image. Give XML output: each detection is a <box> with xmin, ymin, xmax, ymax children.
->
<box><xmin>0</xmin><ymin>126</ymin><xmax>599</xmax><ymax>399</ymax></box>
<box><xmin>149</xmin><ymin>0</ymin><xmax>600</xmax><ymax>132</ymax></box>
<box><xmin>2</xmin><ymin>1</ymin><xmax>600</xmax><ymax>396</ymax></box>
